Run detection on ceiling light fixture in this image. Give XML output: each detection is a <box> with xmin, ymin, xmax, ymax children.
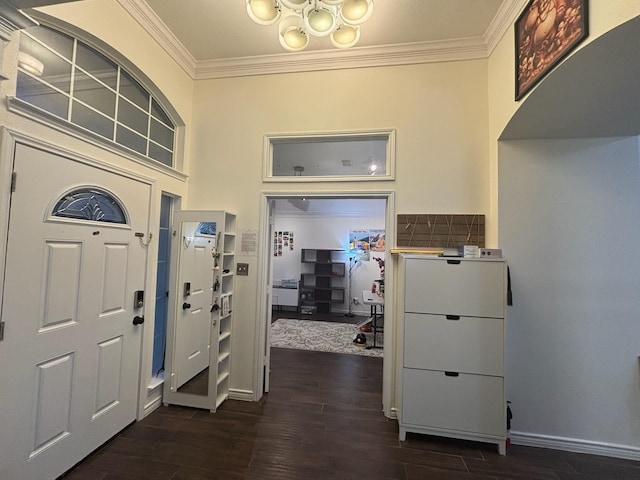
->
<box><xmin>368</xmin><ymin>156</ymin><xmax>377</xmax><ymax>175</ymax></box>
<box><xmin>18</xmin><ymin>51</ymin><xmax>44</xmax><ymax>77</ymax></box>
<box><xmin>246</xmin><ymin>0</ymin><xmax>373</xmax><ymax>52</ymax></box>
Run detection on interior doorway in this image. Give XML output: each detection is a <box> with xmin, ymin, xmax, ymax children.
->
<box><xmin>257</xmin><ymin>191</ymin><xmax>396</xmax><ymax>417</ymax></box>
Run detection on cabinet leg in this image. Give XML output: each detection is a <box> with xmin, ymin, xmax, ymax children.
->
<box><xmin>399</xmin><ymin>427</ymin><xmax>407</xmax><ymax>442</ymax></box>
<box><xmin>498</xmin><ymin>440</ymin><xmax>506</xmax><ymax>456</ymax></box>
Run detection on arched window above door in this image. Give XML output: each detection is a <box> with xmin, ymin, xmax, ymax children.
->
<box><xmin>52</xmin><ymin>188</ymin><xmax>128</xmax><ymax>225</ymax></box>
<box><xmin>9</xmin><ymin>17</ymin><xmax>183</xmax><ymax>171</ymax></box>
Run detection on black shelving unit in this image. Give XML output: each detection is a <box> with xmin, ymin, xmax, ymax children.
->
<box><xmin>299</xmin><ymin>249</ymin><xmax>345</xmax><ymax>314</ymax></box>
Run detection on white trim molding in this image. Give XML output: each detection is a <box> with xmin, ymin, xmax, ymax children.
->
<box><xmin>117</xmin><ymin>0</ymin><xmax>196</xmax><ymax>78</ymax></box>
<box><xmin>0</xmin><ymin>0</ymin><xmax>38</xmax><ymax>41</ymax></box>
<box><xmin>119</xmin><ymin>0</ymin><xmax>531</xmax><ymax>80</ymax></box>
<box><xmin>229</xmin><ymin>389</ymin><xmax>255</xmax><ymax>402</ymax></box>
<box><xmin>262</xmin><ymin>128</ymin><xmax>396</xmax><ymax>183</ymax></box>
<box><xmin>511</xmin><ymin>431</ymin><xmax>640</xmax><ymax>462</ymax></box>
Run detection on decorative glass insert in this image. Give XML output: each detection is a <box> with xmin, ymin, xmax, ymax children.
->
<box><xmin>52</xmin><ymin>188</ymin><xmax>127</xmax><ymax>224</ymax></box>
<box><xmin>196</xmin><ymin>222</ymin><xmax>217</xmax><ymax>236</ymax></box>
<box><xmin>16</xmin><ymin>24</ymin><xmax>177</xmax><ymax>168</ymax></box>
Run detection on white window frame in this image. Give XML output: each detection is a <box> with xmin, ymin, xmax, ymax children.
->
<box><xmin>262</xmin><ymin>128</ymin><xmax>396</xmax><ymax>182</ymax></box>
<box><xmin>7</xmin><ymin>12</ymin><xmax>186</xmax><ymax>177</ymax></box>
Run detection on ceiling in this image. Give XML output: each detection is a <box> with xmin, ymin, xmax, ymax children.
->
<box><xmin>13</xmin><ymin>0</ymin><xmax>528</xmax><ymax>78</ymax></box>
<box><xmin>141</xmin><ymin>0</ymin><xmax>505</xmax><ymax>60</ymax></box>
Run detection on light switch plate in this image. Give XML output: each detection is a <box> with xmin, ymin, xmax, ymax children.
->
<box><xmin>237</xmin><ymin>263</ymin><xmax>249</xmax><ymax>275</ymax></box>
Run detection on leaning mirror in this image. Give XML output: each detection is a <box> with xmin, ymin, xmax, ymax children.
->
<box><xmin>163</xmin><ymin>210</ymin><xmax>235</xmax><ymax>412</ymax></box>
<box><xmin>263</xmin><ymin>129</ymin><xmax>395</xmax><ymax>181</ymax></box>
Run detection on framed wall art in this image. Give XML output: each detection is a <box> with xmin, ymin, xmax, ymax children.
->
<box><xmin>515</xmin><ymin>0</ymin><xmax>588</xmax><ymax>100</ymax></box>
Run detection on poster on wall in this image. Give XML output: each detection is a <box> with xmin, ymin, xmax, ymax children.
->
<box><xmin>348</xmin><ymin>229</ymin><xmax>385</xmax><ymax>261</ymax></box>
<box><xmin>274</xmin><ymin>231</ymin><xmax>294</xmax><ymax>256</ymax></box>
<box><xmin>370</xmin><ymin>229</ymin><xmax>385</xmax><ymax>252</ymax></box>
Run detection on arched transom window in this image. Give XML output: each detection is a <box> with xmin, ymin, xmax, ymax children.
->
<box><xmin>15</xmin><ymin>23</ymin><xmax>177</xmax><ymax>168</ymax></box>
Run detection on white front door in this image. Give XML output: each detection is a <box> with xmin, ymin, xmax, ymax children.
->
<box><xmin>0</xmin><ymin>144</ymin><xmax>151</xmax><ymax>480</ymax></box>
<box><xmin>172</xmin><ymin>220</ymin><xmax>215</xmax><ymax>389</ymax></box>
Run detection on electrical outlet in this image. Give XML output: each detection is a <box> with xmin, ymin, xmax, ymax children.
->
<box><xmin>480</xmin><ymin>248</ymin><xmax>502</xmax><ymax>258</ymax></box>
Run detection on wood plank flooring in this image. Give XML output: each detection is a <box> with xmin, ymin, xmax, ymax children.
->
<box><xmin>61</xmin><ymin>316</ymin><xmax>640</xmax><ymax>479</ymax></box>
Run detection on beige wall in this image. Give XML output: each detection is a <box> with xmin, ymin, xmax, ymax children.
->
<box><xmin>486</xmin><ymin>1</ymin><xmax>640</xmax><ymax>243</ymax></box>
<box><xmin>486</xmin><ymin>3</ymin><xmax>640</xmax><ymax>454</ymax></box>
<box><xmin>187</xmin><ymin>60</ymin><xmax>490</xmax><ymax>392</ymax></box>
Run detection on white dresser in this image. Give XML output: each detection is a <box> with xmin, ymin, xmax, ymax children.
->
<box><xmin>398</xmin><ymin>254</ymin><xmax>508</xmax><ymax>455</ymax></box>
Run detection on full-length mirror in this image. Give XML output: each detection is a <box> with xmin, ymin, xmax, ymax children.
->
<box><xmin>163</xmin><ymin>210</ymin><xmax>236</xmax><ymax>412</ymax></box>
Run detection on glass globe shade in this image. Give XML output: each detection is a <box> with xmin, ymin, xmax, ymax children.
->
<box><xmin>331</xmin><ymin>24</ymin><xmax>359</xmax><ymax>48</ymax></box>
<box><xmin>280</xmin><ymin>0</ymin><xmax>308</xmax><ymax>10</ymax></box>
<box><xmin>279</xmin><ymin>15</ymin><xmax>310</xmax><ymax>51</ymax></box>
<box><xmin>340</xmin><ymin>0</ymin><xmax>372</xmax><ymax>24</ymax></box>
<box><xmin>306</xmin><ymin>7</ymin><xmax>336</xmax><ymax>35</ymax></box>
<box><xmin>247</xmin><ymin>0</ymin><xmax>280</xmax><ymax>24</ymax></box>
<box><xmin>282</xmin><ymin>27</ymin><xmax>309</xmax><ymax>50</ymax></box>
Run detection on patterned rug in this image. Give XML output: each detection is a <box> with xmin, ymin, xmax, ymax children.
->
<box><xmin>270</xmin><ymin>319</ymin><xmax>383</xmax><ymax>358</ymax></box>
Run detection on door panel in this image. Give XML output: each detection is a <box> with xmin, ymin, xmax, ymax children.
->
<box><xmin>0</xmin><ymin>143</ymin><xmax>150</xmax><ymax>480</ymax></box>
<box><xmin>173</xmin><ymin>224</ymin><xmax>214</xmax><ymax>389</ymax></box>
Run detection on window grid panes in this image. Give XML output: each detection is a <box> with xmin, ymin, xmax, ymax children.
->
<box><xmin>16</xmin><ymin>25</ymin><xmax>176</xmax><ymax>167</ymax></box>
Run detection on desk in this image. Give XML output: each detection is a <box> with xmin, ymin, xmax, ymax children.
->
<box><xmin>272</xmin><ymin>285</ymin><xmax>298</xmax><ymax>310</ymax></box>
<box><xmin>361</xmin><ymin>290</ymin><xmax>384</xmax><ymax>349</ymax></box>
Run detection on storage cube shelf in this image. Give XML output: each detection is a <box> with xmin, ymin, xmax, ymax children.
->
<box><xmin>299</xmin><ymin>248</ymin><xmax>345</xmax><ymax>314</ymax></box>
<box><xmin>398</xmin><ymin>254</ymin><xmax>508</xmax><ymax>455</ymax></box>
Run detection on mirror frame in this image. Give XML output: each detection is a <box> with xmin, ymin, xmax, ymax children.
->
<box><xmin>163</xmin><ymin>210</ymin><xmax>222</xmax><ymax>411</ymax></box>
<box><xmin>262</xmin><ymin>128</ymin><xmax>396</xmax><ymax>182</ymax></box>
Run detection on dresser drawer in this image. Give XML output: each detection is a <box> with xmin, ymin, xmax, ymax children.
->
<box><xmin>404</xmin><ymin>313</ymin><xmax>503</xmax><ymax>376</ymax></box>
<box><xmin>404</xmin><ymin>258</ymin><xmax>505</xmax><ymax>318</ymax></box>
<box><xmin>402</xmin><ymin>368</ymin><xmax>504</xmax><ymax>437</ymax></box>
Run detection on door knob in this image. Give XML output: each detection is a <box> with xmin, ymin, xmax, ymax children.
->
<box><xmin>133</xmin><ymin>316</ymin><xmax>144</xmax><ymax>325</ymax></box>
<box><xmin>182</xmin><ymin>302</ymin><xmax>191</xmax><ymax>310</ymax></box>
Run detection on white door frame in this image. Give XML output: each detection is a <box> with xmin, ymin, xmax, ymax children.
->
<box><xmin>0</xmin><ymin>128</ymin><xmax>158</xmax><ymax>422</ymax></box>
<box><xmin>255</xmin><ymin>190</ymin><xmax>396</xmax><ymax>418</ymax></box>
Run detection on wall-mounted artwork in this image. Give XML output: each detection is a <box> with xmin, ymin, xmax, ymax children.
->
<box><xmin>274</xmin><ymin>231</ymin><xmax>294</xmax><ymax>256</ymax></box>
<box><xmin>515</xmin><ymin>0</ymin><xmax>588</xmax><ymax>100</ymax></box>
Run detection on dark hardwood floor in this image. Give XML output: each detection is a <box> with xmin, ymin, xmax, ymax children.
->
<box><xmin>61</xmin><ymin>315</ymin><xmax>640</xmax><ymax>479</ymax></box>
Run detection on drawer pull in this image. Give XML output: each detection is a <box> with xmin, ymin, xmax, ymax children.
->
<box><xmin>446</xmin><ymin>259</ymin><xmax>461</xmax><ymax>265</ymax></box>
<box><xmin>446</xmin><ymin>315</ymin><xmax>460</xmax><ymax>320</ymax></box>
<box><xmin>444</xmin><ymin>371</ymin><xmax>459</xmax><ymax>377</ymax></box>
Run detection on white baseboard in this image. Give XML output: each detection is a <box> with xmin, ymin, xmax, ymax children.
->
<box><xmin>511</xmin><ymin>431</ymin><xmax>640</xmax><ymax>461</ymax></box>
<box><xmin>143</xmin><ymin>395</ymin><xmax>163</xmax><ymax>417</ymax></box>
<box><xmin>229</xmin><ymin>388</ymin><xmax>255</xmax><ymax>402</ymax></box>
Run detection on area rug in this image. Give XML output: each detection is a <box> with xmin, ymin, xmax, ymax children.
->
<box><xmin>270</xmin><ymin>318</ymin><xmax>383</xmax><ymax>358</ymax></box>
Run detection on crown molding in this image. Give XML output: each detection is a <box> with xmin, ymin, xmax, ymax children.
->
<box><xmin>117</xmin><ymin>0</ymin><xmax>196</xmax><ymax>78</ymax></box>
<box><xmin>195</xmin><ymin>37</ymin><xmax>489</xmax><ymax>79</ymax></box>
<box><xmin>484</xmin><ymin>0</ymin><xmax>529</xmax><ymax>55</ymax></box>
<box><xmin>121</xmin><ymin>0</ymin><xmax>526</xmax><ymax>80</ymax></box>
<box><xmin>0</xmin><ymin>0</ymin><xmax>38</xmax><ymax>41</ymax></box>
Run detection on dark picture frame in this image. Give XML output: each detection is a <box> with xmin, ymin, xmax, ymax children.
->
<box><xmin>515</xmin><ymin>0</ymin><xmax>588</xmax><ymax>100</ymax></box>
